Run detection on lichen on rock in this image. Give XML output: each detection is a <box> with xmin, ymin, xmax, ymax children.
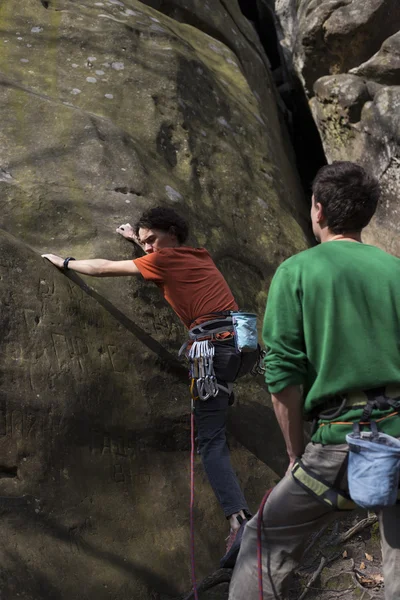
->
<box><xmin>0</xmin><ymin>1</ymin><xmax>309</xmax><ymax>598</ymax></box>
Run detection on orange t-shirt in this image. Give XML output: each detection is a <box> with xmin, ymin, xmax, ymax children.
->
<box><xmin>133</xmin><ymin>247</ymin><xmax>238</xmax><ymax>329</ymax></box>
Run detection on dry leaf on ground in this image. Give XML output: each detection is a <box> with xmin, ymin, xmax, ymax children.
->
<box><xmin>356</xmin><ymin>572</ymin><xmax>384</xmax><ymax>588</ymax></box>
<box><xmin>365</xmin><ymin>553</ymin><xmax>373</xmax><ymax>561</ymax></box>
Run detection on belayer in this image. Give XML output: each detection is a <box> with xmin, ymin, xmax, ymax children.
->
<box><xmin>229</xmin><ymin>162</ymin><xmax>400</xmax><ymax>600</ymax></box>
<box><xmin>42</xmin><ymin>206</ymin><xmax>259</xmax><ymax>566</ymax></box>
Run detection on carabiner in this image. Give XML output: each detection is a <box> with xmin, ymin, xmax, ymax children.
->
<box><xmin>197</xmin><ymin>378</ymin><xmax>211</xmax><ymax>401</ymax></box>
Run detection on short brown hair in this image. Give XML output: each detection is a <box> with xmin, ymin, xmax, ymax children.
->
<box><xmin>135</xmin><ymin>206</ymin><xmax>189</xmax><ymax>243</ymax></box>
<box><xmin>312</xmin><ymin>162</ymin><xmax>380</xmax><ymax>233</ymax></box>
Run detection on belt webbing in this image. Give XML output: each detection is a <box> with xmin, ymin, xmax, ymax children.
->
<box><xmin>178</xmin><ymin>318</ymin><xmax>234</xmax><ymax>358</ymax></box>
<box><xmin>319</xmin><ymin>410</ymin><xmax>399</xmax><ymax>428</ymax></box>
<box><xmin>291</xmin><ymin>459</ymin><xmax>355</xmax><ymax>511</ymax></box>
<box><xmin>312</xmin><ymin>384</ymin><xmax>400</xmax><ymax>423</ymax></box>
<box><xmin>291</xmin><ymin>458</ymin><xmax>400</xmax><ymax>511</ymax></box>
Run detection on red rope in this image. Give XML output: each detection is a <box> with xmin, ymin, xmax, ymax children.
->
<box><xmin>257</xmin><ymin>488</ymin><xmax>274</xmax><ymax>600</ymax></box>
<box><xmin>190</xmin><ymin>410</ymin><xmax>199</xmax><ymax>600</ymax></box>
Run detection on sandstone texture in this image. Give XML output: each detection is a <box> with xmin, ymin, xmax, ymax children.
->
<box><xmin>274</xmin><ymin>0</ymin><xmax>400</xmax><ymax>255</ymax></box>
<box><xmin>0</xmin><ymin>1</ymin><xmax>309</xmax><ymax>598</ymax></box>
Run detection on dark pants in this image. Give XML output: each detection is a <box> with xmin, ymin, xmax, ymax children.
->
<box><xmin>194</xmin><ymin>341</ymin><xmax>249</xmax><ymax>518</ymax></box>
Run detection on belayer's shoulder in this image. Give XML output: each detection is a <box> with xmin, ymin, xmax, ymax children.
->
<box><xmin>275</xmin><ymin>246</ymin><xmax>319</xmax><ymax>272</ymax></box>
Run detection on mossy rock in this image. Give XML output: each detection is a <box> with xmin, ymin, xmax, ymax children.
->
<box><xmin>0</xmin><ymin>1</ymin><xmax>310</xmax><ymax>598</ymax></box>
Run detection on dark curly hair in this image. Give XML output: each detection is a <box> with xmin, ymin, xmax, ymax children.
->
<box><xmin>134</xmin><ymin>206</ymin><xmax>189</xmax><ymax>244</ymax></box>
<box><xmin>312</xmin><ymin>162</ymin><xmax>380</xmax><ymax>234</ymax></box>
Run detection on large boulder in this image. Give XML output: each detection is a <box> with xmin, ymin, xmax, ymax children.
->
<box><xmin>311</xmin><ymin>76</ymin><xmax>400</xmax><ymax>253</ymax></box>
<box><xmin>0</xmin><ymin>1</ymin><xmax>309</xmax><ymax>598</ymax></box>
<box><xmin>274</xmin><ymin>0</ymin><xmax>400</xmax><ymax>254</ymax></box>
<box><xmin>274</xmin><ymin>0</ymin><xmax>400</xmax><ymax>92</ymax></box>
<box><xmin>350</xmin><ymin>31</ymin><xmax>400</xmax><ymax>86</ymax></box>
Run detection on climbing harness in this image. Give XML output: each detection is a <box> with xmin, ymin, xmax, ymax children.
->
<box><xmin>294</xmin><ymin>387</ymin><xmax>400</xmax><ymax>511</ymax></box>
<box><xmin>290</xmin><ymin>439</ymin><xmax>400</xmax><ymax>513</ymax></box>
<box><xmin>257</xmin><ymin>454</ymin><xmax>399</xmax><ymax>599</ymax></box>
<box><xmin>309</xmin><ymin>385</ymin><xmax>400</xmax><ymax>434</ymax></box>
<box><xmin>319</xmin><ymin>410</ymin><xmax>399</xmax><ymax>429</ymax></box>
<box><xmin>180</xmin><ymin>311</ymin><xmax>264</xmax><ymax>405</ymax></box>
<box><xmin>180</xmin><ymin>314</ymin><xmax>234</xmax><ymax>405</ymax></box>
<box><xmin>256</xmin><ymin>387</ymin><xmax>400</xmax><ymax>598</ymax></box>
<box><xmin>291</xmin><ymin>458</ymin><xmax>355</xmax><ymax>510</ymax></box>
<box><xmin>179</xmin><ymin>315</ymin><xmax>234</xmax><ymax>360</ymax></box>
<box><xmin>358</xmin><ymin>385</ymin><xmax>400</xmax><ymax>423</ymax></box>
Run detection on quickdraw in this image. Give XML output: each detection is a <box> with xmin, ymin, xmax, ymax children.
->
<box><xmin>188</xmin><ymin>340</ymin><xmax>219</xmax><ymax>401</ymax></box>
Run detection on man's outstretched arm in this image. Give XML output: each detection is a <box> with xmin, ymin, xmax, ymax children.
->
<box><xmin>271</xmin><ymin>385</ymin><xmax>304</xmax><ymax>472</ymax></box>
<box><xmin>41</xmin><ymin>223</ymin><xmax>143</xmax><ymax>276</ymax></box>
<box><xmin>41</xmin><ymin>254</ymin><xmax>140</xmax><ymax>277</ymax></box>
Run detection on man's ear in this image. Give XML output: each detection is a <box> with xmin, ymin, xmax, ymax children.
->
<box><xmin>316</xmin><ymin>202</ymin><xmax>324</xmax><ymax>223</ymax></box>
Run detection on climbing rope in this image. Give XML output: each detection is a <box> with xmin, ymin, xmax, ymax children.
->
<box><xmin>257</xmin><ymin>488</ymin><xmax>274</xmax><ymax>600</ymax></box>
<box><xmin>190</xmin><ymin>406</ymin><xmax>199</xmax><ymax>600</ymax></box>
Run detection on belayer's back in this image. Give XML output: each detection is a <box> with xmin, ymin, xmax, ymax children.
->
<box><xmin>299</xmin><ymin>241</ymin><xmax>400</xmax><ymax>320</ymax></box>
<box><xmin>284</xmin><ymin>240</ymin><xmax>400</xmax><ymax>402</ymax></box>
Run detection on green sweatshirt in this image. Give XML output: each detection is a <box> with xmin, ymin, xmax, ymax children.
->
<box><xmin>263</xmin><ymin>241</ymin><xmax>400</xmax><ymax>444</ymax></box>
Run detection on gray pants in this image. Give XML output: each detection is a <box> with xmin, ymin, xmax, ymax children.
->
<box><xmin>229</xmin><ymin>442</ymin><xmax>400</xmax><ymax>600</ymax></box>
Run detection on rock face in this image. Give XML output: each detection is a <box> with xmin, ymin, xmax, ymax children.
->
<box><xmin>0</xmin><ymin>1</ymin><xmax>309</xmax><ymax>598</ymax></box>
<box><xmin>274</xmin><ymin>0</ymin><xmax>400</xmax><ymax>255</ymax></box>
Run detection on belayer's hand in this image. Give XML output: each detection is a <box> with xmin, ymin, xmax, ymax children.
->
<box><xmin>41</xmin><ymin>253</ymin><xmax>64</xmax><ymax>268</ymax></box>
<box><xmin>285</xmin><ymin>458</ymin><xmax>297</xmax><ymax>477</ymax></box>
<box><xmin>116</xmin><ymin>223</ymin><xmax>142</xmax><ymax>246</ymax></box>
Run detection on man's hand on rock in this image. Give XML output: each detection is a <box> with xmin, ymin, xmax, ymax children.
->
<box><xmin>41</xmin><ymin>253</ymin><xmax>64</xmax><ymax>268</ymax></box>
<box><xmin>116</xmin><ymin>223</ymin><xmax>142</xmax><ymax>246</ymax></box>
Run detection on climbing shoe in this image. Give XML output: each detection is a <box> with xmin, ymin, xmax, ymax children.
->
<box><xmin>219</xmin><ymin>515</ymin><xmax>248</xmax><ymax>569</ymax></box>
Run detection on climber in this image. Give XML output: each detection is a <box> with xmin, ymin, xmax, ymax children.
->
<box><xmin>42</xmin><ymin>206</ymin><xmax>252</xmax><ymax>567</ymax></box>
<box><xmin>229</xmin><ymin>162</ymin><xmax>400</xmax><ymax>600</ymax></box>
